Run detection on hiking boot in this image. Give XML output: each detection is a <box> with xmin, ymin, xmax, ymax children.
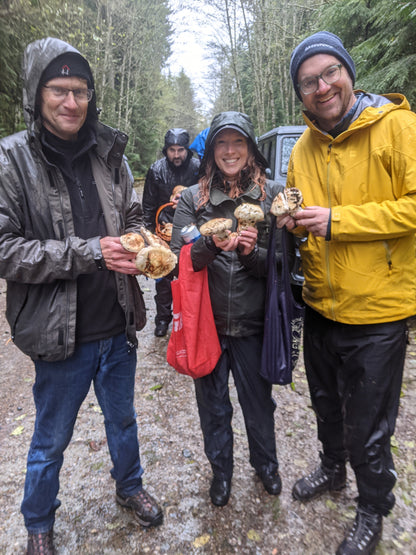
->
<box><xmin>116</xmin><ymin>488</ymin><xmax>163</xmax><ymax>527</ymax></box>
<box><xmin>26</xmin><ymin>529</ymin><xmax>55</xmax><ymax>555</ymax></box>
<box><xmin>336</xmin><ymin>506</ymin><xmax>383</xmax><ymax>554</ymax></box>
<box><xmin>292</xmin><ymin>462</ymin><xmax>346</xmax><ymax>501</ymax></box>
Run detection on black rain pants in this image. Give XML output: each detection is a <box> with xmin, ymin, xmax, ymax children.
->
<box><xmin>154</xmin><ymin>276</ymin><xmax>173</xmax><ymax>325</ymax></box>
<box><xmin>304</xmin><ymin>306</ymin><xmax>408</xmax><ymax>515</ymax></box>
<box><xmin>194</xmin><ymin>334</ymin><xmax>278</xmax><ymax>480</ymax></box>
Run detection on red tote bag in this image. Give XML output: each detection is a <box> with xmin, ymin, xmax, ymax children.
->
<box><xmin>167</xmin><ymin>244</ymin><xmax>221</xmax><ymax>378</ymax></box>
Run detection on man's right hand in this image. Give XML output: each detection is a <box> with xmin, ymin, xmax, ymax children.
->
<box><xmin>100</xmin><ymin>236</ymin><xmax>142</xmax><ymax>275</ymax></box>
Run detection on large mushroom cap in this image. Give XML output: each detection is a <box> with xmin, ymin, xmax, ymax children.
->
<box><xmin>200</xmin><ymin>218</ymin><xmax>233</xmax><ymax>240</ymax></box>
<box><xmin>270</xmin><ymin>187</ymin><xmax>303</xmax><ymax>217</ymax></box>
<box><xmin>134</xmin><ymin>246</ymin><xmax>177</xmax><ymax>279</ymax></box>
<box><xmin>234</xmin><ymin>203</ymin><xmax>264</xmax><ymax>230</ymax></box>
<box><xmin>120</xmin><ymin>232</ymin><xmax>145</xmax><ymax>252</ymax></box>
<box><xmin>285</xmin><ymin>187</ymin><xmax>303</xmax><ymax>214</ymax></box>
<box><xmin>270</xmin><ymin>192</ymin><xmax>289</xmax><ymax>216</ymax></box>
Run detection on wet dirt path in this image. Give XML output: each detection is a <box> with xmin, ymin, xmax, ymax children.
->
<box><xmin>0</xmin><ymin>276</ymin><xmax>415</xmax><ymax>555</ymax></box>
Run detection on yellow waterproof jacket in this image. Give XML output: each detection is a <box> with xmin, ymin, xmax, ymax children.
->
<box><xmin>287</xmin><ymin>92</ymin><xmax>416</xmax><ymax>324</ymax></box>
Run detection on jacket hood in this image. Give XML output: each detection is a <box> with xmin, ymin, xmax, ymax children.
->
<box><xmin>202</xmin><ymin>111</ymin><xmax>268</xmax><ymax>170</ymax></box>
<box><xmin>162</xmin><ymin>128</ymin><xmax>190</xmax><ymax>156</ymax></box>
<box><xmin>22</xmin><ymin>37</ymin><xmax>97</xmax><ymax>134</ymax></box>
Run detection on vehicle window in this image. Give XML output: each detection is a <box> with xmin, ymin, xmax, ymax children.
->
<box><xmin>280</xmin><ymin>137</ymin><xmax>299</xmax><ymax>175</ymax></box>
<box><xmin>259</xmin><ymin>138</ymin><xmax>276</xmax><ymax>179</ymax></box>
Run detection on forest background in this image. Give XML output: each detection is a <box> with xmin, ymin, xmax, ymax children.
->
<box><xmin>1</xmin><ymin>0</ymin><xmax>415</xmax><ymax>177</ymax></box>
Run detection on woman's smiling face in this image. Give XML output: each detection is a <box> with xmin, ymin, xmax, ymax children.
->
<box><xmin>214</xmin><ymin>128</ymin><xmax>249</xmax><ymax>180</ymax></box>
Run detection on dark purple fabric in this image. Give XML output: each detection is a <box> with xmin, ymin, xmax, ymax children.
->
<box><xmin>260</xmin><ymin>219</ymin><xmax>304</xmax><ymax>385</ymax></box>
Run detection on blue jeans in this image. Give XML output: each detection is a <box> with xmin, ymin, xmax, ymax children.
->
<box><xmin>21</xmin><ymin>333</ymin><xmax>144</xmax><ymax>533</ymax></box>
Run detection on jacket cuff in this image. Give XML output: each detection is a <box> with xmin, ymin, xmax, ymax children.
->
<box><xmin>325</xmin><ymin>209</ymin><xmax>332</xmax><ymax>241</ymax></box>
<box><xmin>89</xmin><ymin>236</ymin><xmax>107</xmax><ymax>270</ymax></box>
<box><xmin>238</xmin><ymin>244</ymin><xmax>259</xmax><ymax>268</ymax></box>
<box><xmin>204</xmin><ymin>235</ymin><xmax>222</xmax><ymax>254</ymax></box>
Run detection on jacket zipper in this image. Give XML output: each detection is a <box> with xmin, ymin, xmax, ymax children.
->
<box><xmin>54</xmin><ymin>168</ymin><xmax>72</xmax><ymax>359</ymax></box>
<box><xmin>325</xmin><ymin>143</ymin><xmax>337</xmax><ymax>321</ymax></box>
<box><xmin>226</xmin><ymin>253</ymin><xmax>235</xmax><ymax>334</ymax></box>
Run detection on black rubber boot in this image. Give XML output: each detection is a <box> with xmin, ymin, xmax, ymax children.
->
<box><xmin>336</xmin><ymin>506</ymin><xmax>382</xmax><ymax>555</ymax></box>
<box><xmin>292</xmin><ymin>461</ymin><xmax>346</xmax><ymax>501</ymax></box>
<box><xmin>209</xmin><ymin>476</ymin><xmax>231</xmax><ymax>507</ymax></box>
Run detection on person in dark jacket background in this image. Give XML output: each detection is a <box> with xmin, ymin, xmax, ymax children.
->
<box><xmin>170</xmin><ymin>111</ymin><xmax>287</xmax><ymax>507</ymax></box>
<box><xmin>142</xmin><ymin>128</ymin><xmax>200</xmax><ymax>337</ymax></box>
<box><xmin>0</xmin><ymin>37</ymin><xmax>162</xmax><ymax>554</ymax></box>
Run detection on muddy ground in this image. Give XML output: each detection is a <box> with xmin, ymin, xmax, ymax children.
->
<box><xmin>0</xmin><ymin>275</ymin><xmax>415</xmax><ymax>555</ymax></box>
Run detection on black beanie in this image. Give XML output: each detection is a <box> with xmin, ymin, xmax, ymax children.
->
<box><xmin>290</xmin><ymin>31</ymin><xmax>356</xmax><ymax>101</ymax></box>
<box><xmin>40</xmin><ymin>52</ymin><xmax>93</xmax><ymax>88</ymax></box>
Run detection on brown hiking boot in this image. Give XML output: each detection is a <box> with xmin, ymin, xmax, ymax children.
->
<box><xmin>26</xmin><ymin>529</ymin><xmax>55</xmax><ymax>555</ymax></box>
<box><xmin>116</xmin><ymin>487</ymin><xmax>163</xmax><ymax>527</ymax></box>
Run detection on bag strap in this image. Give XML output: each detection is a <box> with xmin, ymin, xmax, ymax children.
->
<box><xmin>269</xmin><ymin>215</ymin><xmax>290</xmax><ymax>278</ymax></box>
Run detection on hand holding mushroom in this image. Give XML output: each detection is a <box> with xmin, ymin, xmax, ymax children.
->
<box><xmin>233</xmin><ymin>203</ymin><xmax>264</xmax><ymax>255</ymax></box>
<box><xmin>271</xmin><ymin>187</ymin><xmax>303</xmax><ymax>230</ymax></box>
<box><xmin>170</xmin><ymin>185</ymin><xmax>187</xmax><ymax>208</ymax></box>
<box><xmin>119</xmin><ymin>228</ymin><xmax>177</xmax><ymax>278</ymax></box>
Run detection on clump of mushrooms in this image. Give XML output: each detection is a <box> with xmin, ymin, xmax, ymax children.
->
<box><xmin>200</xmin><ymin>218</ymin><xmax>233</xmax><ymax>241</ymax></box>
<box><xmin>270</xmin><ymin>187</ymin><xmax>303</xmax><ymax>217</ymax></box>
<box><xmin>234</xmin><ymin>203</ymin><xmax>264</xmax><ymax>232</ymax></box>
<box><xmin>119</xmin><ymin>227</ymin><xmax>177</xmax><ymax>279</ymax></box>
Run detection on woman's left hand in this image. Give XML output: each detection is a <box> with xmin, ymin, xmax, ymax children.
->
<box><xmin>213</xmin><ymin>232</ymin><xmax>239</xmax><ymax>251</ymax></box>
<box><xmin>237</xmin><ymin>227</ymin><xmax>258</xmax><ymax>255</ymax></box>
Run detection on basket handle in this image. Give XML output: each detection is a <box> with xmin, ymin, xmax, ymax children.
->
<box><xmin>155</xmin><ymin>202</ymin><xmax>174</xmax><ymax>242</ymax></box>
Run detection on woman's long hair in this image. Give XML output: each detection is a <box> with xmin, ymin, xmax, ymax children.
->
<box><xmin>197</xmin><ymin>137</ymin><xmax>267</xmax><ymax>209</ymax></box>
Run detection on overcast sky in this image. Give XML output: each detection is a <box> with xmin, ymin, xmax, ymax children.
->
<box><xmin>166</xmin><ymin>0</ymin><xmax>215</xmax><ymax>113</ymax></box>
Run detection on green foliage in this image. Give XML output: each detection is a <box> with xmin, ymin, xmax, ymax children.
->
<box><xmin>0</xmin><ymin>0</ymin><xmax>205</xmax><ymax>176</ymax></box>
<box><xmin>317</xmin><ymin>0</ymin><xmax>416</xmax><ymax>106</ymax></box>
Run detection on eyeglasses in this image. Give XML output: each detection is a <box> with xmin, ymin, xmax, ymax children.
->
<box><xmin>297</xmin><ymin>64</ymin><xmax>343</xmax><ymax>95</ymax></box>
<box><xmin>43</xmin><ymin>85</ymin><xmax>94</xmax><ymax>103</ymax></box>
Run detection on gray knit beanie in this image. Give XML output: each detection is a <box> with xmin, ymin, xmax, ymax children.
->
<box><xmin>290</xmin><ymin>31</ymin><xmax>356</xmax><ymax>100</ymax></box>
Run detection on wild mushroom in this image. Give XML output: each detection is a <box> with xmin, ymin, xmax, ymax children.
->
<box><xmin>234</xmin><ymin>203</ymin><xmax>264</xmax><ymax>232</ymax></box>
<box><xmin>120</xmin><ymin>232</ymin><xmax>146</xmax><ymax>253</ymax></box>
<box><xmin>170</xmin><ymin>185</ymin><xmax>187</xmax><ymax>203</ymax></box>
<box><xmin>120</xmin><ymin>229</ymin><xmax>176</xmax><ymax>278</ymax></box>
<box><xmin>134</xmin><ymin>245</ymin><xmax>177</xmax><ymax>279</ymax></box>
<box><xmin>200</xmin><ymin>218</ymin><xmax>233</xmax><ymax>241</ymax></box>
<box><xmin>270</xmin><ymin>187</ymin><xmax>303</xmax><ymax>217</ymax></box>
<box><xmin>139</xmin><ymin>226</ymin><xmax>170</xmax><ymax>249</ymax></box>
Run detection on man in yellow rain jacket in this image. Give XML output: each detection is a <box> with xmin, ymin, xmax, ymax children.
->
<box><xmin>277</xmin><ymin>31</ymin><xmax>416</xmax><ymax>555</ymax></box>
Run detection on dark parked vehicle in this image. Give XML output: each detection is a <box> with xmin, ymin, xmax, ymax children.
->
<box><xmin>257</xmin><ymin>125</ymin><xmax>306</xmax><ymax>185</ymax></box>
